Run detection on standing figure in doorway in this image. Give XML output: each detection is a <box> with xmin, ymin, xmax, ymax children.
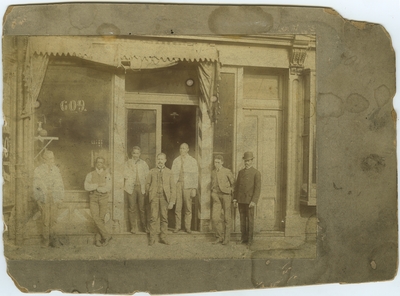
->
<box><xmin>233</xmin><ymin>152</ymin><xmax>261</xmax><ymax>246</ymax></box>
<box><xmin>211</xmin><ymin>155</ymin><xmax>235</xmax><ymax>245</ymax></box>
<box><xmin>33</xmin><ymin>150</ymin><xmax>64</xmax><ymax>248</ymax></box>
<box><xmin>124</xmin><ymin>146</ymin><xmax>150</xmax><ymax>233</ymax></box>
<box><xmin>84</xmin><ymin>156</ymin><xmax>113</xmax><ymax>247</ymax></box>
<box><xmin>171</xmin><ymin>143</ymin><xmax>199</xmax><ymax>234</ymax></box>
<box><xmin>146</xmin><ymin>153</ymin><xmax>176</xmax><ymax>246</ymax></box>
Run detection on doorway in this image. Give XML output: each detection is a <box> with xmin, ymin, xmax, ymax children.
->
<box><xmin>162</xmin><ymin>105</ymin><xmax>197</xmax><ymax>167</ymax></box>
<box><xmin>162</xmin><ymin>105</ymin><xmax>197</xmax><ymax>230</ymax></box>
<box><xmin>125</xmin><ymin>103</ymin><xmax>198</xmax><ymax>232</ymax></box>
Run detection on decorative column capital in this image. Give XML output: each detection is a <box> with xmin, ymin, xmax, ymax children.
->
<box><xmin>290</xmin><ymin>35</ymin><xmax>311</xmax><ymax>75</ymax></box>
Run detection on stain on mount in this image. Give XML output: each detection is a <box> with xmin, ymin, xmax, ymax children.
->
<box><xmin>361</xmin><ymin>154</ymin><xmax>385</xmax><ymax>173</ymax></box>
<box><xmin>345</xmin><ymin>93</ymin><xmax>369</xmax><ymax>113</ymax></box>
<box><xmin>208</xmin><ymin>6</ymin><xmax>273</xmax><ymax>34</ymax></box>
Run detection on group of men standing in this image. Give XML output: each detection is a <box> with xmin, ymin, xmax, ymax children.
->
<box><xmin>210</xmin><ymin>151</ymin><xmax>261</xmax><ymax>246</ymax></box>
<box><xmin>33</xmin><ymin>144</ymin><xmax>261</xmax><ymax>248</ymax></box>
<box><xmin>123</xmin><ymin>143</ymin><xmax>199</xmax><ymax>245</ymax></box>
<box><xmin>122</xmin><ymin>144</ymin><xmax>261</xmax><ymax>247</ymax></box>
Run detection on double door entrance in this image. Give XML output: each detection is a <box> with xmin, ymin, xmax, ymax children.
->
<box><xmin>125</xmin><ymin>103</ymin><xmax>198</xmax><ymax>230</ymax></box>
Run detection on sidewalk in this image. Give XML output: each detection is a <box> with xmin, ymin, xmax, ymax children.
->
<box><xmin>4</xmin><ymin>231</ymin><xmax>316</xmax><ymax>261</ymax></box>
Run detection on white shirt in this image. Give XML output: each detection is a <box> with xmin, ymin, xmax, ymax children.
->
<box><xmin>84</xmin><ymin>168</ymin><xmax>112</xmax><ymax>193</ymax></box>
<box><xmin>33</xmin><ymin>163</ymin><xmax>64</xmax><ymax>203</ymax></box>
<box><xmin>171</xmin><ymin>155</ymin><xmax>199</xmax><ymax>189</ymax></box>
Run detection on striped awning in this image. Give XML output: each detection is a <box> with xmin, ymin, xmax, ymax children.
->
<box><xmin>24</xmin><ymin>36</ymin><xmax>220</xmax><ymax>122</ymax></box>
<box><xmin>27</xmin><ymin>36</ymin><xmax>219</xmax><ymax>69</ymax></box>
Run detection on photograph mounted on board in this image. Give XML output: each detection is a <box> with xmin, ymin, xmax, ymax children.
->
<box><xmin>2</xmin><ymin>3</ymin><xmax>397</xmax><ymax>295</ymax></box>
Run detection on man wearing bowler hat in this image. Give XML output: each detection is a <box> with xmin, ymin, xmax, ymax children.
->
<box><xmin>233</xmin><ymin>151</ymin><xmax>261</xmax><ymax>245</ymax></box>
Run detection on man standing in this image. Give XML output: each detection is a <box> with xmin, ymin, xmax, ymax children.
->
<box><xmin>33</xmin><ymin>150</ymin><xmax>64</xmax><ymax>248</ymax></box>
<box><xmin>211</xmin><ymin>155</ymin><xmax>235</xmax><ymax>245</ymax></box>
<box><xmin>233</xmin><ymin>152</ymin><xmax>261</xmax><ymax>246</ymax></box>
<box><xmin>171</xmin><ymin>143</ymin><xmax>198</xmax><ymax>234</ymax></box>
<box><xmin>146</xmin><ymin>153</ymin><xmax>176</xmax><ymax>246</ymax></box>
<box><xmin>124</xmin><ymin>146</ymin><xmax>150</xmax><ymax>233</ymax></box>
<box><xmin>84</xmin><ymin>156</ymin><xmax>112</xmax><ymax>247</ymax></box>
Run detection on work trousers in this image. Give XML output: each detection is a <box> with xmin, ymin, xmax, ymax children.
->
<box><xmin>149</xmin><ymin>193</ymin><xmax>168</xmax><ymax>241</ymax></box>
<box><xmin>37</xmin><ymin>198</ymin><xmax>58</xmax><ymax>244</ymax></box>
<box><xmin>175</xmin><ymin>181</ymin><xmax>193</xmax><ymax>231</ymax></box>
<box><xmin>128</xmin><ymin>185</ymin><xmax>147</xmax><ymax>232</ymax></box>
<box><xmin>238</xmin><ymin>203</ymin><xmax>255</xmax><ymax>243</ymax></box>
<box><xmin>89</xmin><ymin>192</ymin><xmax>111</xmax><ymax>241</ymax></box>
<box><xmin>211</xmin><ymin>191</ymin><xmax>232</xmax><ymax>242</ymax></box>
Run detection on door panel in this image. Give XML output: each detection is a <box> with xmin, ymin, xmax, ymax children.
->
<box><xmin>239</xmin><ymin>109</ymin><xmax>282</xmax><ymax>231</ymax></box>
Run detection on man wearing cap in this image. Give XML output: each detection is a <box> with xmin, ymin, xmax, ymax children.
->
<box><xmin>84</xmin><ymin>156</ymin><xmax>112</xmax><ymax>247</ymax></box>
<box><xmin>33</xmin><ymin>150</ymin><xmax>65</xmax><ymax>248</ymax></box>
<box><xmin>146</xmin><ymin>153</ymin><xmax>176</xmax><ymax>246</ymax></box>
<box><xmin>124</xmin><ymin>146</ymin><xmax>150</xmax><ymax>234</ymax></box>
<box><xmin>211</xmin><ymin>155</ymin><xmax>235</xmax><ymax>245</ymax></box>
<box><xmin>171</xmin><ymin>143</ymin><xmax>199</xmax><ymax>234</ymax></box>
<box><xmin>233</xmin><ymin>151</ymin><xmax>261</xmax><ymax>245</ymax></box>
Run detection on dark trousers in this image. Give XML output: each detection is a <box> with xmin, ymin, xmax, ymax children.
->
<box><xmin>89</xmin><ymin>192</ymin><xmax>111</xmax><ymax>241</ymax></box>
<box><xmin>175</xmin><ymin>181</ymin><xmax>193</xmax><ymax>231</ymax></box>
<box><xmin>211</xmin><ymin>191</ymin><xmax>232</xmax><ymax>242</ymax></box>
<box><xmin>238</xmin><ymin>203</ymin><xmax>255</xmax><ymax>243</ymax></box>
<box><xmin>128</xmin><ymin>185</ymin><xmax>147</xmax><ymax>232</ymax></box>
<box><xmin>149</xmin><ymin>193</ymin><xmax>168</xmax><ymax>240</ymax></box>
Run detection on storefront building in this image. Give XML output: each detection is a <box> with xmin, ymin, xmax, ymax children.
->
<box><xmin>3</xmin><ymin>35</ymin><xmax>316</xmax><ymax>246</ymax></box>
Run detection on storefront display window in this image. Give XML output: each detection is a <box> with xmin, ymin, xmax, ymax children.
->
<box><xmin>35</xmin><ymin>58</ymin><xmax>112</xmax><ymax>190</ymax></box>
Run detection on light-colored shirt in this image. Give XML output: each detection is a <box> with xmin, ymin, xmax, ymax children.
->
<box><xmin>124</xmin><ymin>158</ymin><xmax>149</xmax><ymax>194</ymax></box>
<box><xmin>171</xmin><ymin>155</ymin><xmax>199</xmax><ymax>189</ymax></box>
<box><xmin>84</xmin><ymin>169</ymin><xmax>112</xmax><ymax>193</ymax></box>
<box><xmin>33</xmin><ymin>163</ymin><xmax>64</xmax><ymax>203</ymax></box>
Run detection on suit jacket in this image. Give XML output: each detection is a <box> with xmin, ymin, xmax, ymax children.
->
<box><xmin>211</xmin><ymin>167</ymin><xmax>235</xmax><ymax>194</ymax></box>
<box><xmin>124</xmin><ymin>158</ymin><xmax>149</xmax><ymax>195</ymax></box>
<box><xmin>146</xmin><ymin>167</ymin><xmax>176</xmax><ymax>204</ymax></box>
<box><xmin>234</xmin><ymin>167</ymin><xmax>261</xmax><ymax>204</ymax></box>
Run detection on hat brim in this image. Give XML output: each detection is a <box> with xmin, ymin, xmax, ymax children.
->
<box><xmin>242</xmin><ymin>157</ymin><xmax>254</xmax><ymax>160</ymax></box>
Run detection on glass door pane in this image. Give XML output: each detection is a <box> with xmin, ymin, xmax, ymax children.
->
<box><xmin>126</xmin><ymin>105</ymin><xmax>161</xmax><ymax>169</ymax></box>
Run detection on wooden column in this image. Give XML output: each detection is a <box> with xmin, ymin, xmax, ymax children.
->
<box><xmin>14</xmin><ymin>36</ymin><xmax>28</xmax><ymax>245</ymax></box>
<box><xmin>284</xmin><ymin>37</ymin><xmax>309</xmax><ymax>237</ymax></box>
<box><xmin>197</xmin><ymin>99</ymin><xmax>213</xmax><ymax>232</ymax></box>
<box><xmin>111</xmin><ymin>73</ymin><xmax>126</xmax><ymax>233</ymax></box>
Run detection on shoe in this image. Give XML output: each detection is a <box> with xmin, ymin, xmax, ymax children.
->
<box><xmin>94</xmin><ymin>234</ymin><xmax>102</xmax><ymax>246</ymax></box>
<box><xmin>237</xmin><ymin>240</ymin><xmax>248</xmax><ymax>245</ymax></box>
<box><xmin>173</xmin><ymin>229</ymin><xmax>180</xmax><ymax>233</ymax></box>
<box><xmin>50</xmin><ymin>237</ymin><xmax>61</xmax><ymax>248</ymax></box>
<box><xmin>212</xmin><ymin>238</ymin><xmax>223</xmax><ymax>244</ymax></box>
<box><xmin>148</xmin><ymin>239</ymin><xmax>155</xmax><ymax>246</ymax></box>
<box><xmin>222</xmin><ymin>240</ymin><xmax>230</xmax><ymax>245</ymax></box>
<box><xmin>130</xmin><ymin>229</ymin><xmax>136</xmax><ymax>234</ymax></box>
<box><xmin>160</xmin><ymin>238</ymin><xmax>170</xmax><ymax>245</ymax></box>
<box><xmin>186</xmin><ymin>229</ymin><xmax>192</xmax><ymax>234</ymax></box>
<box><xmin>102</xmin><ymin>236</ymin><xmax>112</xmax><ymax>247</ymax></box>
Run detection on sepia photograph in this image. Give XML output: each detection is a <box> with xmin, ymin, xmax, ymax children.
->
<box><xmin>2</xmin><ymin>32</ymin><xmax>317</xmax><ymax>259</ymax></box>
<box><xmin>1</xmin><ymin>1</ymin><xmax>398</xmax><ymax>295</ymax></box>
